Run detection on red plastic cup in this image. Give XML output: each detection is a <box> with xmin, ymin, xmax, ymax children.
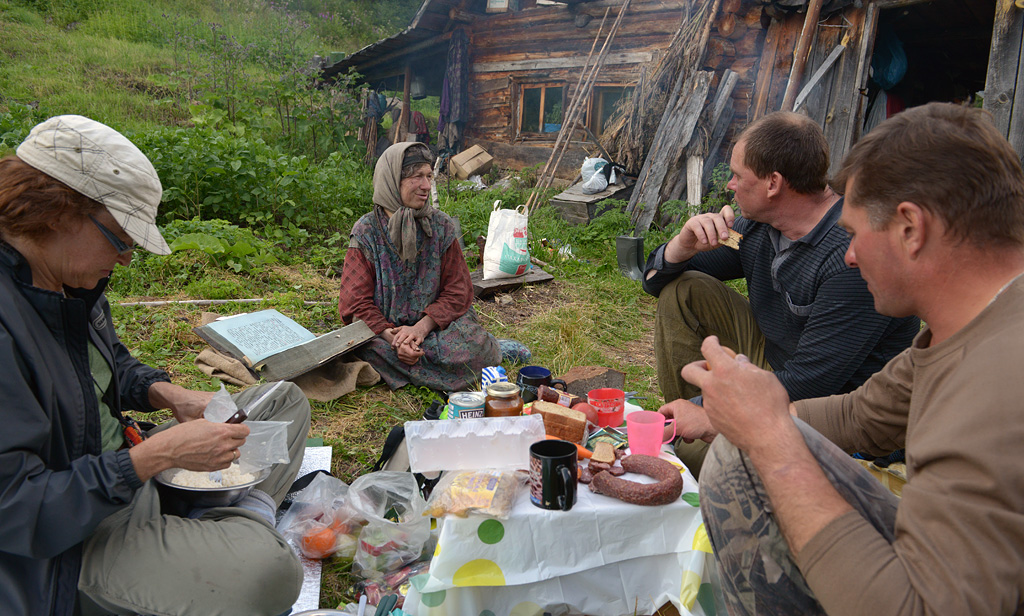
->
<box><xmin>588</xmin><ymin>388</ymin><xmax>625</xmax><ymax>427</ymax></box>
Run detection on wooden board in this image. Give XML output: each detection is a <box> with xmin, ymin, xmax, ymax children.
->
<box><xmin>550</xmin><ymin>179</ymin><xmax>631</xmax><ymax>205</ymax></box>
<box><xmin>256</xmin><ymin>321</ymin><xmax>375</xmax><ymax>382</ymax></box>
<box><xmin>984</xmin><ymin>0</ymin><xmax>1024</xmax><ymax>158</ymax></box>
<box><xmin>470</xmin><ymin>267</ymin><xmax>554</xmax><ymax>297</ymax></box>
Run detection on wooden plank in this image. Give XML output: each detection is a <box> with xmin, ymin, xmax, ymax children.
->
<box><xmin>793</xmin><ymin>43</ymin><xmax>846</xmax><ymax>112</ymax></box>
<box><xmin>850</xmin><ymin>2</ymin><xmax>879</xmax><ymax>147</ymax></box>
<box><xmin>550</xmin><ymin>180</ymin><xmax>630</xmax><ymax>205</ymax></box>
<box><xmin>631</xmin><ymin>71</ymin><xmax>713</xmax><ymax>234</ymax></box>
<box><xmin>257</xmin><ymin>321</ymin><xmax>376</xmax><ymax>382</ymax></box>
<box><xmin>750</xmin><ymin>16</ymin><xmax>785</xmax><ymax>119</ymax></box>
<box><xmin>702</xmin><ymin>103</ymin><xmax>734</xmax><ymax>188</ymax></box>
<box><xmin>472</xmin><ymin>51</ymin><xmax>654</xmax><ymax>73</ymax></box>
<box><xmin>470</xmin><ymin>267</ymin><xmax>555</xmax><ymax>298</ymax></box>
<box><xmin>984</xmin><ymin>0</ymin><xmax>1024</xmax><ymax>154</ymax></box>
<box><xmin>822</xmin><ymin>7</ymin><xmax>867</xmax><ymax>177</ymax></box>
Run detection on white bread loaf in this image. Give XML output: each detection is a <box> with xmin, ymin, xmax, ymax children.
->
<box><xmin>533</xmin><ymin>401</ymin><xmax>587</xmax><ymax>443</ymax></box>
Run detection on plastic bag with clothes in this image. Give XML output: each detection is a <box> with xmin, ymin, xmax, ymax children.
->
<box><xmin>348</xmin><ymin>471</ymin><xmax>431</xmax><ymax>580</ymax></box>
<box><xmin>277</xmin><ymin>473</ymin><xmax>363</xmax><ymax>560</ymax></box>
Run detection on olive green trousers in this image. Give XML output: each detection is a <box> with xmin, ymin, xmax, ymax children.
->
<box><xmin>78</xmin><ymin>382</ymin><xmax>310</xmax><ymax>616</ymax></box>
<box><xmin>654</xmin><ymin>271</ymin><xmax>771</xmax><ymax>480</ymax></box>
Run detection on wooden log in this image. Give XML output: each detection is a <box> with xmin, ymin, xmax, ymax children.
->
<box><xmin>721</xmin><ymin>0</ymin><xmax>742</xmax><ymax>14</ymax></box>
<box><xmin>705</xmin><ymin>38</ymin><xmax>736</xmax><ymax>69</ymax></box>
<box><xmin>728</xmin><ymin>56</ymin><xmax>759</xmax><ymax>81</ymax></box>
<box><xmin>716</xmin><ymin>13</ymin><xmax>737</xmax><ymax>38</ymax></box>
<box><xmin>734</xmin><ymin>28</ymin><xmax>763</xmax><ymax>56</ymax></box>
<box><xmin>741</xmin><ymin>5</ymin><xmax>766</xmax><ymax>28</ymax></box>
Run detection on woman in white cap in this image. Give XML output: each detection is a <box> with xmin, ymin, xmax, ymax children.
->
<box><xmin>0</xmin><ymin>115</ymin><xmax>309</xmax><ymax>616</ymax></box>
<box><xmin>338</xmin><ymin>142</ymin><xmax>530</xmax><ymax>393</ymax></box>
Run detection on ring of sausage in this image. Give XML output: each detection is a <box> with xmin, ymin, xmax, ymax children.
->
<box><xmin>588</xmin><ymin>454</ymin><xmax>683</xmax><ymax>506</ymax></box>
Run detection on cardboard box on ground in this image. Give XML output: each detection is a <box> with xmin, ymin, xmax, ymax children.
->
<box><xmin>451</xmin><ymin>144</ymin><xmax>493</xmax><ymax>180</ymax></box>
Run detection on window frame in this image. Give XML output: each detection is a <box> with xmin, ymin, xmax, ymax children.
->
<box><xmin>514</xmin><ymin>80</ymin><xmax>567</xmax><ymax>142</ymax></box>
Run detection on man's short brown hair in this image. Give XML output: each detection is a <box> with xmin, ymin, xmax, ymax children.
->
<box><xmin>738</xmin><ymin>111</ymin><xmax>829</xmax><ymax>194</ymax></box>
<box><xmin>832</xmin><ymin>103</ymin><xmax>1024</xmax><ymax>249</ymax></box>
<box><xmin>0</xmin><ymin>156</ymin><xmax>101</xmax><ymax>240</ymax></box>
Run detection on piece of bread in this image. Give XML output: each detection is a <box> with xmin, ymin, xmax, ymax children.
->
<box><xmin>720</xmin><ymin>228</ymin><xmax>743</xmax><ymax>250</ymax></box>
<box><xmin>533</xmin><ymin>400</ymin><xmax>587</xmax><ymax>443</ymax></box>
<box><xmin>591</xmin><ymin>441</ymin><xmax>616</xmax><ymax>465</ymax></box>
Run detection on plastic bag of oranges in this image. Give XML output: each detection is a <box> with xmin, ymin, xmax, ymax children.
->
<box><xmin>277</xmin><ymin>473</ymin><xmax>364</xmax><ymax>560</ymax></box>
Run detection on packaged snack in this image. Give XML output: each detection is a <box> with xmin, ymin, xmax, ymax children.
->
<box><xmin>424</xmin><ymin>470</ymin><xmax>527</xmax><ymax>519</ymax></box>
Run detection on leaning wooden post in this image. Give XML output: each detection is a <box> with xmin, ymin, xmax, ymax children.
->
<box><xmin>781</xmin><ymin>0</ymin><xmax>825</xmax><ymax>112</ymax></box>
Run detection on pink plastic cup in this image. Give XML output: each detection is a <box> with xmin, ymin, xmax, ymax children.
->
<box><xmin>626</xmin><ymin>411</ymin><xmax>676</xmax><ymax>457</ymax></box>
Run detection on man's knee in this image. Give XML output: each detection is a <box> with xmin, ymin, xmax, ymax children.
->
<box><xmin>702</xmin><ymin>434</ymin><xmax>742</xmax><ymax>487</ymax></box>
<box><xmin>235</xmin><ymin>541</ymin><xmax>303</xmax><ymax>615</ymax></box>
<box><xmin>656</xmin><ymin>271</ymin><xmax>721</xmax><ymax>318</ymax></box>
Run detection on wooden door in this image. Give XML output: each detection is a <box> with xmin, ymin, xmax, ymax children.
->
<box><xmin>793</xmin><ymin>6</ymin><xmax>873</xmax><ymax>177</ymax></box>
<box><xmin>984</xmin><ymin>0</ymin><xmax>1024</xmax><ymax>159</ymax></box>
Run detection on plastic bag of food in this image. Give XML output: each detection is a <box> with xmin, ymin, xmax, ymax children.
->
<box><xmin>424</xmin><ymin>470</ymin><xmax>527</xmax><ymax>519</ymax></box>
<box><xmin>277</xmin><ymin>473</ymin><xmax>363</xmax><ymax>560</ymax></box>
<box><xmin>348</xmin><ymin>471</ymin><xmax>431</xmax><ymax>580</ymax></box>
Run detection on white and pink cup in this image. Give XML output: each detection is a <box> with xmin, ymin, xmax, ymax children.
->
<box><xmin>626</xmin><ymin>411</ymin><xmax>676</xmax><ymax>457</ymax></box>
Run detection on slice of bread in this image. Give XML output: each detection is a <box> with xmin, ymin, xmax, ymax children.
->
<box><xmin>720</xmin><ymin>228</ymin><xmax>743</xmax><ymax>250</ymax></box>
<box><xmin>591</xmin><ymin>441</ymin><xmax>616</xmax><ymax>465</ymax></box>
<box><xmin>533</xmin><ymin>400</ymin><xmax>587</xmax><ymax>443</ymax></box>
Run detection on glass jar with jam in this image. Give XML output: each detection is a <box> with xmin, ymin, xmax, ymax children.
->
<box><xmin>484</xmin><ymin>382</ymin><xmax>523</xmax><ymax>417</ymax></box>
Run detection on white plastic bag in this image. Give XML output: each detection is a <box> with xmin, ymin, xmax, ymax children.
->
<box><xmin>483</xmin><ymin>200</ymin><xmax>530</xmax><ymax>280</ymax></box>
<box><xmin>348</xmin><ymin>471</ymin><xmax>431</xmax><ymax>580</ymax></box>
<box><xmin>580</xmin><ymin>157</ymin><xmax>607</xmax><ymax>184</ymax></box>
<box><xmin>277</xmin><ymin>473</ymin><xmax>361</xmax><ymax>560</ymax></box>
<box><xmin>581</xmin><ymin>169</ymin><xmax>609</xmax><ymax>194</ymax></box>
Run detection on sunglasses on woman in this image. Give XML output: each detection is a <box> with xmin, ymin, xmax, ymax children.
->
<box><xmin>89</xmin><ymin>215</ymin><xmax>135</xmax><ymax>255</ymax></box>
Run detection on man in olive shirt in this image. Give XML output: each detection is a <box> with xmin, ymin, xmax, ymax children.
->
<box><xmin>663</xmin><ymin>103</ymin><xmax>1024</xmax><ymax>614</ymax></box>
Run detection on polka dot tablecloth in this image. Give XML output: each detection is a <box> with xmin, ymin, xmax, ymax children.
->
<box><xmin>405</xmin><ymin>453</ymin><xmax>714</xmax><ymax>616</ymax></box>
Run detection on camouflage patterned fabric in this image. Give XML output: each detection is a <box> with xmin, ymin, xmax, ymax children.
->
<box><xmin>700</xmin><ymin>418</ymin><xmax>900</xmax><ymax>615</ymax></box>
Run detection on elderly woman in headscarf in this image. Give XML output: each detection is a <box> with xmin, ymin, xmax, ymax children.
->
<box><xmin>339</xmin><ymin>142</ymin><xmax>526</xmax><ymax>392</ymax></box>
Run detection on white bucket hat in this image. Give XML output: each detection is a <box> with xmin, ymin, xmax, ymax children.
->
<box><xmin>16</xmin><ymin>115</ymin><xmax>171</xmax><ymax>255</ymax></box>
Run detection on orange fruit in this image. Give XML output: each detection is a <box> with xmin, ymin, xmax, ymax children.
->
<box><xmin>301</xmin><ymin>526</ymin><xmax>338</xmax><ymax>559</ymax></box>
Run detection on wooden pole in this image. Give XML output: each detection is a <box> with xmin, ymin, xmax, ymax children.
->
<box><xmin>398</xmin><ymin>64</ymin><xmax>413</xmax><ymax>142</ymax></box>
<box><xmin>781</xmin><ymin>0</ymin><xmax>825</xmax><ymax>112</ymax></box>
<box><xmin>525</xmin><ymin>7</ymin><xmax>610</xmax><ymax>211</ymax></box>
<box><xmin>527</xmin><ymin>0</ymin><xmax>632</xmax><ymax>213</ymax></box>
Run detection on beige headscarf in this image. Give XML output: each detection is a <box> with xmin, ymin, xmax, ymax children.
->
<box><xmin>370</xmin><ymin>142</ymin><xmax>436</xmax><ymax>262</ymax></box>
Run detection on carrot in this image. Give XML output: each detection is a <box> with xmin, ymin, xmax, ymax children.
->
<box><xmin>546</xmin><ymin>435</ymin><xmax>592</xmax><ymax>459</ymax></box>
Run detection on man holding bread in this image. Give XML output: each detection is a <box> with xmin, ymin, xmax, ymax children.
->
<box><xmin>683</xmin><ymin>102</ymin><xmax>1024</xmax><ymax>615</ymax></box>
<box><xmin>643</xmin><ymin>111</ymin><xmax>919</xmax><ymax>477</ymax></box>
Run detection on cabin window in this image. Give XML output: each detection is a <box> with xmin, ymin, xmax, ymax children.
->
<box><xmin>589</xmin><ymin>85</ymin><xmax>634</xmax><ymax>136</ymax></box>
<box><xmin>519</xmin><ymin>84</ymin><xmax>564</xmax><ymax>137</ymax></box>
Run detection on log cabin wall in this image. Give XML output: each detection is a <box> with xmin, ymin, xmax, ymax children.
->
<box><xmin>463</xmin><ymin>0</ymin><xmax>690</xmax><ymax>173</ymax></box>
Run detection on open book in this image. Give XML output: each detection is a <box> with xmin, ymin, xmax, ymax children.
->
<box><xmin>193</xmin><ymin>309</ymin><xmax>375</xmax><ymax>381</ymax></box>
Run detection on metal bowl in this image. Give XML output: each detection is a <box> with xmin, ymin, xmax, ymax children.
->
<box><xmin>154</xmin><ymin>466</ymin><xmax>271</xmax><ymax>516</ymax></box>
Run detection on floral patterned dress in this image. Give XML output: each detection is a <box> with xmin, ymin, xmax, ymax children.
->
<box><xmin>341</xmin><ymin>208</ymin><xmax>500</xmax><ymax>391</ymax></box>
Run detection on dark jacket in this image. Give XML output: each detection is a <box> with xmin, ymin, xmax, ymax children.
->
<box><xmin>643</xmin><ymin>200</ymin><xmax>919</xmax><ymax>401</ymax></box>
<box><xmin>0</xmin><ymin>241</ymin><xmax>170</xmax><ymax>615</ymax></box>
